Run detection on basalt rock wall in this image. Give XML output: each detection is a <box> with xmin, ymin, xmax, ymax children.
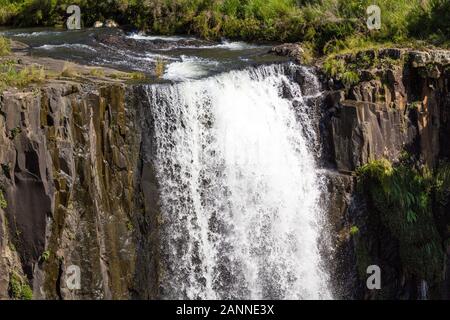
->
<box><xmin>0</xmin><ymin>81</ymin><xmax>161</xmax><ymax>299</ymax></box>
<box><xmin>322</xmin><ymin>48</ymin><xmax>450</xmax><ymax>299</ymax></box>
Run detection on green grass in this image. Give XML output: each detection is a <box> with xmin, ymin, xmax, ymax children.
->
<box><xmin>323</xmin><ymin>56</ymin><xmax>360</xmax><ymax>87</ymax></box>
<box><xmin>89</xmin><ymin>68</ymin><xmax>105</xmax><ymax>78</ymax></box>
<box><xmin>0</xmin><ymin>1</ymin><xmax>448</xmax><ymax>54</ymax></box>
<box><xmin>0</xmin><ymin>36</ymin><xmax>11</xmax><ymax>56</ymax></box>
<box><xmin>0</xmin><ymin>61</ymin><xmax>46</xmax><ymax>90</ymax></box>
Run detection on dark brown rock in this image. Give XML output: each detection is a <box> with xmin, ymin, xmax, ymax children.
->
<box><xmin>0</xmin><ymin>81</ymin><xmax>151</xmax><ymax>299</ymax></box>
<box><xmin>270</xmin><ymin>43</ymin><xmax>306</xmax><ymax>64</ymax></box>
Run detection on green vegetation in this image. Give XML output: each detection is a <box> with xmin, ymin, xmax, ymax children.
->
<box><xmin>60</xmin><ymin>62</ymin><xmax>78</xmax><ymax>77</ymax></box>
<box><xmin>0</xmin><ymin>60</ymin><xmax>46</xmax><ymax>90</ymax></box>
<box><xmin>129</xmin><ymin>71</ymin><xmax>146</xmax><ymax>80</ymax></box>
<box><xmin>349</xmin><ymin>225</ymin><xmax>359</xmax><ymax>236</ymax></box>
<box><xmin>357</xmin><ymin>159</ymin><xmax>445</xmax><ymax>283</ymax></box>
<box><xmin>0</xmin><ymin>1</ymin><xmax>449</xmax><ymax>54</ymax></box>
<box><xmin>89</xmin><ymin>68</ymin><xmax>105</xmax><ymax>78</ymax></box>
<box><xmin>126</xmin><ymin>220</ymin><xmax>134</xmax><ymax>232</ymax></box>
<box><xmin>40</xmin><ymin>250</ymin><xmax>51</xmax><ymax>262</ymax></box>
<box><xmin>9</xmin><ymin>272</ymin><xmax>33</xmax><ymax>300</ymax></box>
<box><xmin>0</xmin><ymin>189</ymin><xmax>7</xmax><ymax>209</ymax></box>
<box><xmin>434</xmin><ymin>163</ymin><xmax>450</xmax><ymax>210</ymax></box>
<box><xmin>9</xmin><ymin>126</ymin><xmax>21</xmax><ymax>139</ymax></box>
<box><xmin>0</xmin><ymin>36</ymin><xmax>10</xmax><ymax>56</ymax></box>
<box><xmin>322</xmin><ymin>48</ymin><xmax>408</xmax><ymax>87</ymax></box>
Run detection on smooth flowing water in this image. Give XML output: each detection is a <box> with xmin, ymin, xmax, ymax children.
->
<box><xmin>1</xmin><ymin>28</ymin><xmax>286</xmax><ymax>81</ymax></box>
<box><xmin>146</xmin><ymin>64</ymin><xmax>331</xmax><ymax>300</ymax></box>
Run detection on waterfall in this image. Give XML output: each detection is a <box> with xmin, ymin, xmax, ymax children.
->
<box><xmin>419</xmin><ymin>280</ymin><xmax>428</xmax><ymax>300</ymax></box>
<box><xmin>145</xmin><ymin>63</ymin><xmax>331</xmax><ymax>300</ymax></box>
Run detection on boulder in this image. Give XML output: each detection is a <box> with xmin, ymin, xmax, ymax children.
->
<box><xmin>105</xmin><ymin>19</ymin><xmax>119</xmax><ymax>28</ymax></box>
<box><xmin>270</xmin><ymin>43</ymin><xmax>306</xmax><ymax>64</ymax></box>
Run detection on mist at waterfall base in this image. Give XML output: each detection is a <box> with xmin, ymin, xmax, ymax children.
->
<box><xmin>146</xmin><ymin>64</ymin><xmax>332</xmax><ymax>300</ymax></box>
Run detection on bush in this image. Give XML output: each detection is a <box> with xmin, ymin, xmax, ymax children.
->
<box><xmin>408</xmin><ymin>0</ymin><xmax>450</xmax><ymax>46</ymax></box>
<box><xmin>357</xmin><ymin>159</ymin><xmax>445</xmax><ymax>283</ymax></box>
<box><xmin>0</xmin><ymin>36</ymin><xmax>10</xmax><ymax>56</ymax></box>
<box><xmin>40</xmin><ymin>250</ymin><xmax>51</xmax><ymax>262</ymax></box>
<box><xmin>0</xmin><ymin>1</ymin><xmax>447</xmax><ymax>53</ymax></box>
<box><xmin>323</xmin><ymin>55</ymin><xmax>361</xmax><ymax>87</ymax></box>
<box><xmin>0</xmin><ymin>62</ymin><xmax>46</xmax><ymax>89</ymax></box>
<box><xmin>349</xmin><ymin>225</ymin><xmax>359</xmax><ymax>236</ymax></box>
<box><xmin>61</xmin><ymin>62</ymin><xmax>78</xmax><ymax>78</ymax></box>
<box><xmin>9</xmin><ymin>273</ymin><xmax>33</xmax><ymax>300</ymax></box>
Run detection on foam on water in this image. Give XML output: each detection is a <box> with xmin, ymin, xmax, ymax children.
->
<box><xmin>35</xmin><ymin>43</ymin><xmax>97</xmax><ymax>52</ymax></box>
<box><xmin>163</xmin><ymin>56</ymin><xmax>220</xmax><ymax>81</ymax></box>
<box><xmin>128</xmin><ymin>33</ymin><xmax>197</xmax><ymax>41</ymax></box>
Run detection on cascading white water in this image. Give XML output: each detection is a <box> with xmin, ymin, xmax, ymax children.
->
<box><xmin>146</xmin><ymin>63</ymin><xmax>331</xmax><ymax>300</ymax></box>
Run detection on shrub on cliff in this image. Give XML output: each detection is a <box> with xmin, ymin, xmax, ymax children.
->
<box><xmin>9</xmin><ymin>272</ymin><xmax>33</xmax><ymax>300</ymax></box>
<box><xmin>357</xmin><ymin>159</ymin><xmax>445</xmax><ymax>284</ymax></box>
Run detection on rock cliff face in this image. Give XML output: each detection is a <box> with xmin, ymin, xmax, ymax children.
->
<box><xmin>325</xmin><ymin>49</ymin><xmax>450</xmax><ymax>172</ymax></box>
<box><xmin>322</xmin><ymin>49</ymin><xmax>450</xmax><ymax>299</ymax></box>
<box><xmin>1</xmin><ymin>47</ymin><xmax>449</xmax><ymax>300</ymax></box>
<box><xmin>0</xmin><ymin>81</ymin><xmax>159</xmax><ymax>299</ymax></box>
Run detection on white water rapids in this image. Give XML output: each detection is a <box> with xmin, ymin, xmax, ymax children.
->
<box><xmin>145</xmin><ymin>64</ymin><xmax>331</xmax><ymax>300</ymax></box>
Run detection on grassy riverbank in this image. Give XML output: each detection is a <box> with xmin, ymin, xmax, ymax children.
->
<box><xmin>0</xmin><ymin>0</ymin><xmax>449</xmax><ymax>55</ymax></box>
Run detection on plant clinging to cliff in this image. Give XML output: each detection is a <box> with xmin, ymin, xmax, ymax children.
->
<box><xmin>357</xmin><ymin>159</ymin><xmax>444</xmax><ymax>283</ymax></box>
<box><xmin>9</xmin><ymin>272</ymin><xmax>32</xmax><ymax>300</ymax></box>
<box><xmin>0</xmin><ymin>189</ymin><xmax>7</xmax><ymax>209</ymax></box>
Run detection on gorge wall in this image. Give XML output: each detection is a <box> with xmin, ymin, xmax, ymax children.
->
<box><xmin>323</xmin><ymin>48</ymin><xmax>450</xmax><ymax>299</ymax></box>
<box><xmin>0</xmin><ymin>48</ymin><xmax>449</xmax><ymax>300</ymax></box>
<box><xmin>0</xmin><ymin>81</ymin><xmax>153</xmax><ymax>299</ymax></box>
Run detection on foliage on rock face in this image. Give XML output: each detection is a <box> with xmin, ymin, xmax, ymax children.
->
<box><xmin>0</xmin><ymin>189</ymin><xmax>7</xmax><ymax>209</ymax></box>
<box><xmin>434</xmin><ymin>163</ymin><xmax>450</xmax><ymax>209</ymax></box>
<box><xmin>0</xmin><ymin>1</ymin><xmax>449</xmax><ymax>53</ymax></box>
<box><xmin>357</xmin><ymin>159</ymin><xmax>445</xmax><ymax>283</ymax></box>
<box><xmin>9</xmin><ymin>272</ymin><xmax>33</xmax><ymax>300</ymax></box>
<box><xmin>323</xmin><ymin>49</ymin><xmax>407</xmax><ymax>88</ymax></box>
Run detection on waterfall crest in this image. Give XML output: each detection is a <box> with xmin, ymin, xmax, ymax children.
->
<box><xmin>145</xmin><ymin>64</ymin><xmax>331</xmax><ymax>300</ymax></box>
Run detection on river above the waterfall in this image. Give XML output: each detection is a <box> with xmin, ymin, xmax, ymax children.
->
<box><xmin>0</xmin><ymin>27</ymin><xmax>288</xmax><ymax>82</ymax></box>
